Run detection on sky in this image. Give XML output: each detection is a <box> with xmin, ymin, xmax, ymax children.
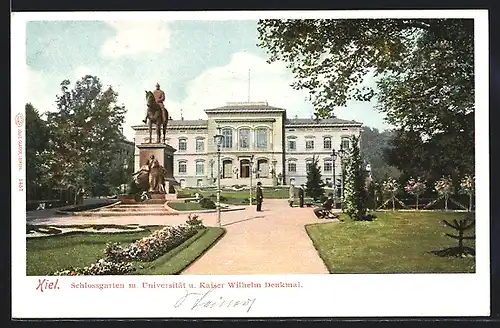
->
<box><xmin>26</xmin><ymin>19</ymin><xmax>392</xmax><ymax>141</ymax></box>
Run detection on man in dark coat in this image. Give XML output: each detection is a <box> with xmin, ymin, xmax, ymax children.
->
<box><xmin>298</xmin><ymin>184</ymin><xmax>305</xmax><ymax>208</ymax></box>
<box><xmin>256</xmin><ymin>181</ymin><xmax>263</xmax><ymax>211</ymax></box>
<box><xmin>314</xmin><ymin>193</ymin><xmax>335</xmax><ymax>219</ymax></box>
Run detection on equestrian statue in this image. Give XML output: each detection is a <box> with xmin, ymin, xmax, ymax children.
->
<box><xmin>144</xmin><ymin>83</ymin><xmax>169</xmax><ymax>143</ymax></box>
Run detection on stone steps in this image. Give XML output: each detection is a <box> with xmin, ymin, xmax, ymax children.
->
<box><xmin>75</xmin><ymin>202</ymin><xmax>178</xmax><ymax>217</ymax></box>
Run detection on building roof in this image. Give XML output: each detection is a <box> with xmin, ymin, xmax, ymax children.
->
<box><xmin>285</xmin><ymin>117</ymin><xmax>362</xmax><ymax>126</ymax></box>
<box><xmin>204</xmin><ymin>102</ymin><xmax>287</xmax><ymax>113</ymax></box>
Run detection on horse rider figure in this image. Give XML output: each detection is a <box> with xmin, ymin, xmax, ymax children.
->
<box><xmin>143</xmin><ymin>83</ymin><xmax>167</xmax><ymax>124</ymax></box>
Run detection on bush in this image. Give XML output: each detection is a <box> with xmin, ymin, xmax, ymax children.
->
<box><xmin>177</xmin><ymin>190</ymin><xmax>193</xmax><ymax>198</ymax></box>
<box><xmin>199</xmin><ymin>198</ymin><xmax>216</xmax><ymax>209</ymax></box>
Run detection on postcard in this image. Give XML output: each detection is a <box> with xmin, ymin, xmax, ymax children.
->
<box><xmin>12</xmin><ymin>10</ymin><xmax>489</xmax><ymax>318</ymax></box>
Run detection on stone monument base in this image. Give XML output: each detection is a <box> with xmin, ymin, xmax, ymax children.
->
<box><xmin>137</xmin><ymin>143</ymin><xmax>178</xmax><ymax>198</ymax></box>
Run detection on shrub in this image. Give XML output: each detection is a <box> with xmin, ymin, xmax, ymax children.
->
<box><xmin>53</xmin><ymin>259</ymin><xmax>135</xmax><ymax>276</ymax></box>
<box><xmin>199</xmin><ymin>198</ymin><xmax>216</xmax><ymax>209</ymax></box>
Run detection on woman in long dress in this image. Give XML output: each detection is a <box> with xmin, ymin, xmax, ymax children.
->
<box><xmin>288</xmin><ymin>184</ymin><xmax>295</xmax><ymax>207</ymax></box>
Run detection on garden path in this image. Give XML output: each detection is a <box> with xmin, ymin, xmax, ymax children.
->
<box><xmin>27</xmin><ymin>199</ymin><xmax>338</xmax><ymax>274</ymax></box>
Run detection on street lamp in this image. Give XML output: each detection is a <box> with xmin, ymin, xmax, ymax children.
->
<box><xmin>209</xmin><ymin>158</ymin><xmax>215</xmax><ymax>184</ymax></box>
<box><xmin>122</xmin><ymin>158</ymin><xmax>129</xmax><ymax>194</ymax></box>
<box><xmin>213</xmin><ymin>127</ymin><xmax>224</xmax><ymax>227</ymax></box>
<box><xmin>249</xmin><ymin>155</ymin><xmax>255</xmax><ymax>206</ymax></box>
<box><xmin>331</xmin><ymin>149</ymin><xmax>337</xmax><ymax>209</ymax></box>
<box><xmin>272</xmin><ymin>158</ymin><xmax>278</xmax><ymax>186</ymax></box>
<box><xmin>338</xmin><ymin>148</ymin><xmax>345</xmax><ymax>204</ymax></box>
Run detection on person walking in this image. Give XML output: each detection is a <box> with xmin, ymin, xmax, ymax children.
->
<box><xmin>256</xmin><ymin>181</ymin><xmax>264</xmax><ymax>211</ymax></box>
<box><xmin>298</xmin><ymin>184</ymin><xmax>305</xmax><ymax>208</ymax></box>
<box><xmin>288</xmin><ymin>184</ymin><xmax>295</xmax><ymax>207</ymax></box>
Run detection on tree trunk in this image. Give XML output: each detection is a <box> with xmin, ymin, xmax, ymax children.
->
<box><xmin>392</xmin><ymin>196</ymin><xmax>395</xmax><ymax>211</ymax></box>
<box><xmin>444</xmin><ymin>195</ymin><xmax>449</xmax><ymax>211</ymax></box>
<box><xmin>416</xmin><ymin>194</ymin><xmax>419</xmax><ymax>210</ymax></box>
<box><xmin>469</xmin><ymin>193</ymin><xmax>472</xmax><ymax>212</ymax></box>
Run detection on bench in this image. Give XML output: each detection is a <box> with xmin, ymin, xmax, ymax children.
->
<box><xmin>315</xmin><ymin>207</ymin><xmax>340</xmax><ymax>220</ymax></box>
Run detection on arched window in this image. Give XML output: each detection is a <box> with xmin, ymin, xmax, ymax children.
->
<box><xmin>195</xmin><ymin>137</ymin><xmax>205</xmax><ymax>152</ymax></box>
<box><xmin>341</xmin><ymin>136</ymin><xmax>350</xmax><ymax>150</ymax></box>
<box><xmin>323</xmin><ymin>136</ymin><xmax>332</xmax><ymax>149</ymax></box>
<box><xmin>239</xmin><ymin>128</ymin><xmax>250</xmax><ymax>149</ymax></box>
<box><xmin>221</xmin><ymin>128</ymin><xmax>233</xmax><ymax>149</ymax></box>
<box><xmin>178</xmin><ymin>138</ymin><xmax>187</xmax><ymax>152</ymax></box>
<box><xmin>255</xmin><ymin>128</ymin><xmax>268</xmax><ymax>149</ymax></box>
<box><xmin>287</xmin><ymin>159</ymin><xmax>297</xmax><ymax>173</ymax></box>
<box><xmin>306</xmin><ymin>159</ymin><xmax>313</xmax><ymax>172</ymax></box>
<box><xmin>178</xmin><ymin>160</ymin><xmax>187</xmax><ymax>174</ymax></box>
<box><xmin>195</xmin><ymin>160</ymin><xmax>204</xmax><ymax>175</ymax></box>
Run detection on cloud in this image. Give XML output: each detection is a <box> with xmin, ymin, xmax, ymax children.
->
<box><xmin>26</xmin><ymin>65</ymin><xmax>62</xmax><ymax>113</ymax></box>
<box><xmin>165</xmin><ymin>52</ymin><xmax>392</xmax><ymax>131</ymax></box>
<box><xmin>167</xmin><ymin>52</ymin><xmax>315</xmax><ymax>120</ymax></box>
<box><xmin>101</xmin><ymin>21</ymin><xmax>171</xmax><ymax>58</ymax></box>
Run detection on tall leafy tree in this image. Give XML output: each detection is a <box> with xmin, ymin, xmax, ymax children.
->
<box><xmin>360</xmin><ymin>126</ymin><xmax>400</xmax><ymax>181</ymax></box>
<box><xmin>46</xmin><ymin>75</ymin><xmax>126</xmax><ymax>197</ymax></box>
<box><xmin>258</xmin><ymin>19</ymin><xmax>474</xmax><ymax>178</ymax></box>
<box><xmin>25</xmin><ymin>103</ymin><xmax>50</xmax><ymax>200</ymax></box>
<box><xmin>305</xmin><ymin>156</ymin><xmax>325</xmax><ymax>200</ymax></box>
<box><xmin>343</xmin><ymin>135</ymin><xmax>368</xmax><ymax>220</ymax></box>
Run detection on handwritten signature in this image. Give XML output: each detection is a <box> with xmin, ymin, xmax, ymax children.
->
<box><xmin>174</xmin><ymin>287</ymin><xmax>257</xmax><ymax>313</ymax></box>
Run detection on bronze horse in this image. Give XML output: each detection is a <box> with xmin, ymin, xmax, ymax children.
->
<box><xmin>145</xmin><ymin>91</ymin><xmax>168</xmax><ymax>143</ymax></box>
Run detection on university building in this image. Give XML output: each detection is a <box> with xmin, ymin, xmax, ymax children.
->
<box><xmin>132</xmin><ymin>102</ymin><xmax>362</xmax><ymax>188</ymax></box>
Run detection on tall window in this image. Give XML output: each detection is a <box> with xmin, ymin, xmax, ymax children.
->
<box><xmin>195</xmin><ymin>161</ymin><xmax>204</xmax><ymax>175</ymax></box>
<box><xmin>323</xmin><ymin>137</ymin><xmax>332</xmax><ymax>149</ymax></box>
<box><xmin>178</xmin><ymin>161</ymin><xmax>187</xmax><ymax>174</ymax></box>
<box><xmin>305</xmin><ymin>140</ymin><xmax>314</xmax><ymax>150</ymax></box>
<box><xmin>288</xmin><ymin>161</ymin><xmax>297</xmax><ymax>173</ymax></box>
<box><xmin>195</xmin><ymin>138</ymin><xmax>205</xmax><ymax>152</ymax></box>
<box><xmin>341</xmin><ymin>137</ymin><xmax>350</xmax><ymax>150</ymax></box>
<box><xmin>222</xmin><ymin>128</ymin><xmax>233</xmax><ymax>149</ymax></box>
<box><xmin>239</xmin><ymin>128</ymin><xmax>250</xmax><ymax>149</ymax></box>
<box><xmin>178</xmin><ymin>138</ymin><xmax>187</xmax><ymax>151</ymax></box>
<box><xmin>324</xmin><ymin>160</ymin><xmax>332</xmax><ymax>172</ymax></box>
<box><xmin>288</xmin><ymin>139</ymin><xmax>296</xmax><ymax>151</ymax></box>
<box><xmin>306</xmin><ymin>159</ymin><xmax>313</xmax><ymax>172</ymax></box>
<box><xmin>255</xmin><ymin>128</ymin><xmax>268</xmax><ymax>149</ymax></box>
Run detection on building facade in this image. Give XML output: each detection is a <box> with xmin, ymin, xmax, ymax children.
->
<box><xmin>132</xmin><ymin>102</ymin><xmax>362</xmax><ymax>188</ymax></box>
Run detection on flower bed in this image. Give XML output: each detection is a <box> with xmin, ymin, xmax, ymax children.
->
<box><xmin>53</xmin><ymin>214</ymin><xmax>204</xmax><ymax>276</ymax></box>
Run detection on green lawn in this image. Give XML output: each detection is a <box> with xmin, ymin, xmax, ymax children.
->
<box><xmin>167</xmin><ymin>202</ymin><xmax>205</xmax><ymax>211</ymax></box>
<box><xmin>306</xmin><ymin>211</ymin><xmax>476</xmax><ymax>274</ymax></box>
<box><xmin>26</xmin><ymin>227</ymin><xmax>225</xmax><ymax>276</ymax></box>
<box><xmin>183</xmin><ymin>187</ymin><xmax>328</xmax><ymax>205</ymax></box>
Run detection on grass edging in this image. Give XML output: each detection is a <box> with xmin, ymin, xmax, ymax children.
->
<box><xmin>304</xmin><ymin>223</ymin><xmax>334</xmax><ymax>274</ymax></box>
<box><xmin>135</xmin><ymin>227</ymin><xmax>226</xmax><ymax>275</ymax></box>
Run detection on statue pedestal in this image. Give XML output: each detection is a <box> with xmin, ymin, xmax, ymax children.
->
<box><xmin>137</xmin><ymin>143</ymin><xmax>179</xmax><ymax>195</ymax></box>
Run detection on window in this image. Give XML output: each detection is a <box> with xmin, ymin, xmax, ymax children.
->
<box><xmin>306</xmin><ymin>160</ymin><xmax>313</xmax><ymax>172</ymax></box>
<box><xmin>288</xmin><ymin>161</ymin><xmax>297</xmax><ymax>173</ymax></box>
<box><xmin>239</xmin><ymin>128</ymin><xmax>250</xmax><ymax>149</ymax></box>
<box><xmin>178</xmin><ymin>138</ymin><xmax>187</xmax><ymax>151</ymax></box>
<box><xmin>255</xmin><ymin>128</ymin><xmax>268</xmax><ymax>149</ymax></box>
<box><xmin>257</xmin><ymin>159</ymin><xmax>269</xmax><ymax>178</ymax></box>
<box><xmin>196</xmin><ymin>138</ymin><xmax>205</xmax><ymax>152</ymax></box>
<box><xmin>324</xmin><ymin>160</ymin><xmax>332</xmax><ymax>172</ymax></box>
<box><xmin>196</xmin><ymin>161</ymin><xmax>204</xmax><ymax>175</ymax></box>
<box><xmin>222</xmin><ymin>128</ymin><xmax>233</xmax><ymax>149</ymax></box>
<box><xmin>341</xmin><ymin>137</ymin><xmax>350</xmax><ymax>150</ymax></box>
<box><xmin>323</xmin><ymin>137</ymin><xmax>332</xmax><ymax>149</ymax></box>
<box><xmin>306</xmin><ymin>140</ymin><xmax>314</xmax><ymax>150</ymax></box>
<box><xmin>197</xmin><ymin>179</ymin><xmax>203</xmax><ymax>187</ymax></box>
<box><xmin>288</xmin><ymin>139</ymin><xmax>296</xmax><ymax>151</ymax></box>
<box><xmin>178</xmin><ymin>161</ymin><xmax>187</xmax><ymax>174</ymax></box>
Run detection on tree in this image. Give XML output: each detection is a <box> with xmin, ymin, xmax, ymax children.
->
<box><xmin>360</xmin><ymin>126</ymin><xmax>400</xmax><ymax>181</ymax></box>
<box><xmin>25</xmin><ymin>103</ymin><xmax>50</xmax><ymax>200</ymax></box>
<box><xmin>258</xmin><ymin>19</ymin><xmax>474</xmax><ymax>180</ymax></box>
<box><xmin>343</xmin><ymin>135</ymin><xmax>368</xmax><ymax>220</ymax></box>
<box><xmin>45</xmin><ymin>75</ymin><xmax>126</xmax><ymax>199</ymax></box>
<box><xmin>305</xmin><ymin>156</ymin><xmax>325</xmax><ymax>200</ymax></box>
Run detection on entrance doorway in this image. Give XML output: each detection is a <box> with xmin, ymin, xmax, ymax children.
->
<box><xmin>240</xmin><ymin>159</ymin><xmax>250</xmax><ymax>178</ymax></box>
